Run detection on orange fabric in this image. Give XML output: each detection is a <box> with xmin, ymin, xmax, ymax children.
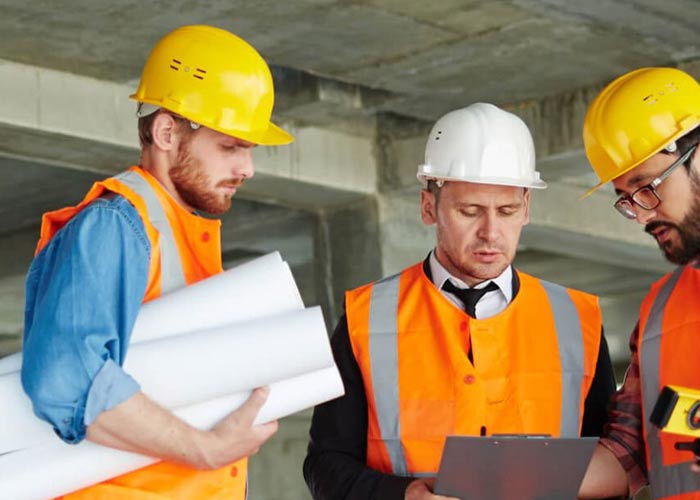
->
<box><xmin>639</xmin><ymin>267</ymin><xmax>700</xmax><ymax>474</ymax></box>
<box><xmin>38</xmin><ymin>167</ymin><xmax>245</xmax><ymax>499</ymax></box>
<box><xmin>346</xmin><ymin>263</ymin><xmax>601</xmax><ymax>474</ymax></box>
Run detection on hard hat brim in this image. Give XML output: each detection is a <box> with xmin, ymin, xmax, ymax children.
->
<box><xmin>238</xmin><ymin>121</ymin><xmax>294</xmax><ymax>146</ymax></box>
<box><xmin>130</xmin><ymin>97</ymin><xmax>294</xmax><ymax>146</ymax></box>
<box><xmin>580</xmin><ymin>120</ymin><xmax>700</xmax><ymax>200</ymax></box>
<box><xmin>417</xmin><ymin>172</ymin><xmax>547</xmax><ymax>190</ymax></box>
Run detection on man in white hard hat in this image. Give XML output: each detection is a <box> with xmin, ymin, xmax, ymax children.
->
<box><xmin>303</xmin><ymin>103</ymin><xmax>616</xmax><ymax>499</ymax></box>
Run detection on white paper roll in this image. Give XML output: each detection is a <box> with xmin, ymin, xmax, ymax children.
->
<box><xmin>130</xmin><ymin>251</ymin><xmax>303</xmax><ymax>344</ymax></box>
<box><xmin>0</xmin><ymin>252</ymin><xmax>303</xmax><ymax>376</ymax></box>
<box><xmin>0</xmin><ymin>366</ymin><xmax>343</xmax><ymax>500</ymax></box>
<box><xmin>0</xmin><ymin>351</ymin><xmax>21</xmax><ymax>375</ymax></box>
<box><xmin>128</xmin><ymin>306</ymin><xmax>331</xmax><ymax>408</ymax></box>
<box><xmin>0</xmin><ymin>307</ymin><xmax>331</xmax><ymax>453</ymax></box>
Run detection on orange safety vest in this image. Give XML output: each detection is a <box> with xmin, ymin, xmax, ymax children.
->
<box><xmin>638</xmin><ymin>263</ymin><xmax>700</xmax><ymax>499</ymax></box>
<box><xmin>345</xmin><ymin>263</ymin><xmax>601</xmax><ymax>475</ymax></box>
<box><xmin>36</xmin><ymin>166</ymin><xmax>247</xmax><ymax>500</ymax></box>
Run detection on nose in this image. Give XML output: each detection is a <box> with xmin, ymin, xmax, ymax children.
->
<box><xmin>635</xmin><ymin>206</ymin><xmax>657</xmax><ymax>226</ymax></box>
<box><xmin>235</xmin><ymin>148</ymin><xmax>255</xmax><ymax>179</ymax></box>
<box><xmin>477</xmin><ymin>212</ymin><xmax>499</xmax><ymax>242</ymax></box>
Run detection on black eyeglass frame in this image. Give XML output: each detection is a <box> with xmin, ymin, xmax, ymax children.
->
<box><xmin>613</xmin><ymin>144</ymin><xmax>698</xmax><ymax>220</ymax></box>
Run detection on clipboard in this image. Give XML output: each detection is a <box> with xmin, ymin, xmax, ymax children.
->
<box><xmin>434</xmin><ymin>435</ymin><xmax>598</xmax><ymax>500</ymax></box>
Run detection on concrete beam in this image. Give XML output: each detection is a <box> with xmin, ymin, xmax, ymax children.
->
<box><xmin>0</xmin><ymin>59</ymin><xmax>378</xmax><ymax>205</ymax></box>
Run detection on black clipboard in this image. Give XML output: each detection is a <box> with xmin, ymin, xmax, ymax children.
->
<box><xmin>434</xmin><ymin>435</ymin><xmax>598</xmax><ymax>500</ymax></box>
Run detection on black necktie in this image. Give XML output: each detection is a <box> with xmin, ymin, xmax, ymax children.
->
<box><xmin>442</xmin><ymin>280</ymin><xmax>499</xmax><ymax>318</ymax></box>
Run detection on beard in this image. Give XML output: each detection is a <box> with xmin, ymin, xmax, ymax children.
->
<box><xmin>646</xmin><ymin>173</ymin><xmax>700</xmax><ymax>265</ymax></box>
<box><xmin>169</xmin><ymin>140</ymin><xmax>237</xmax><ymax>215</ymax></box>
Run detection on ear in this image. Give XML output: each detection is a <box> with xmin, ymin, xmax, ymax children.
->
<box><xmin>150</xmin><ymin>113</ymin><xmax>179</xmax><ymax>152</ymax></box>
<box><xmin>522</xmin><ymin>188</ymin><xmax>531</xmax><ymax>226</ymax></box>
<box><xmin>421</xmin><ymin>189</ymin><xmax>437</xmax><ymax>225</ymax></box>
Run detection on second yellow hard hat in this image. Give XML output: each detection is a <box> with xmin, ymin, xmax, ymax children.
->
<box><xmin>583</xmin><ymin>67</ymin><xmax>700</xmax><ymax>197</ymax></box>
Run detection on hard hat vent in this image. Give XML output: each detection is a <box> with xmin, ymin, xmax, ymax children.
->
<box><xmin>168</xmin><ymin>59</ymin><xmax>207</xmax><ymax>81</ymax></box>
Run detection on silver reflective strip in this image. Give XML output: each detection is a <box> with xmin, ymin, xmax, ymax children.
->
<box><xmin>368</xmin><ymin>273</ymin><xmax>409</xmax><ymax>476</ymax></box>
<box><xmin>114</xmin><ymin>171</ymin><xmax>186</xmax><ymax>294</ymax></box>
<box><xmin>640</xmin><ymin>267</ymin><xmax>700</xmax><ymax>498</ymax></box>
<box><xmin>540</xmin><ymin>280</ymin><xmax>584</xmax><ymax>437</ymax></box>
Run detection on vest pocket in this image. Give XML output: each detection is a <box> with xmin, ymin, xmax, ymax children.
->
<box><xmin>399</xmin><ymin>398</ymin><xmax>455</xmax><ymax>439</ymax></box>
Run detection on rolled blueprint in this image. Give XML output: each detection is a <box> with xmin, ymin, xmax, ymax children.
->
<box><xmin>0</xmin><ymin>351</ymin><xmax>20</xmax><ymax>375</ymax></box>
<box><xmin>0</xmin><ymin>307</ymin><xmax>330</xmax><ymax>453</ymax></box>
<box><xmin>0</xmin><ymin>251</ymin><xmax>303</xmax><ymax>376</ymax></box>
<box><xmin>0</xmin><ymin>366</ymin><xmax>344</xmax><ymax>500</ymax></box>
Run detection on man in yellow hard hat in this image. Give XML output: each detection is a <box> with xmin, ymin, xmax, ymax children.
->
<box><xmin>304</xmin><ymin>103</ymin><xmax>615</xmax><ymax>500</ymax></box>
<box><xmin>21</xmin><ymin>25</ymin><xmax>292</xmax><ymax>499</ymax></box>
<box><xmin>577</xmin><ymin>67</ymin><xmax>700</xmax><ymax>499</ymax></box>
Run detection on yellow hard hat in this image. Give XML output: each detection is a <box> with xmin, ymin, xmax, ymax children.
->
<box><xmin>131</xmin><ymin>25</ymin><xmax>293</xmax><ymax>146</ymax></box>
<box><xmin>582</xmin><ymin>67</ymin><xmax>700</xmax><ymax>197</ymax></box>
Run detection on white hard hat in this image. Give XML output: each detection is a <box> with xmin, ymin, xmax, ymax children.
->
<box><xmin>417</xmin><ymin>103</ymin><xmax>546</xmax><ymax>189</ymax></box>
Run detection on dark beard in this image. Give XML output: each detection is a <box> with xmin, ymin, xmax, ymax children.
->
<box><xmin>169</xmin><ymin>141</ymin><xmax>232</xmax><ymax>215</ymax></box>
<box><xmin>646</xmin><ymin>174</ymin><xmax>700</xmax><ymax>265</ymax></box>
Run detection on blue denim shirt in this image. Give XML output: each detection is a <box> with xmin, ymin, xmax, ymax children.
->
<box><xmin>22</xmin><ymin>194</ymin><xmax>150</xmax><ymax>443</ymax></box>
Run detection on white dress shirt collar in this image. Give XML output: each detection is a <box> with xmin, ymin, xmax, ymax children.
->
<box><xmin>428</xmin><ymin>250</ymin><xmax>513</xmax><ymax>318</ymax></box>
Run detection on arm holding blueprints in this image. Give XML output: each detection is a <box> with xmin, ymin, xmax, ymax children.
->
<box><xmin>5</xmin><ymin>252</ymin><xmax>344</xmax><ymax>499</ymax></box>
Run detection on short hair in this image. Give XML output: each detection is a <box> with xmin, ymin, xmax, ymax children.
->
<box><xmin>137</xmin><ymin>110</ymin><xmax>196</xmax><ymax>147</ymax></box>
<box><xmin>426</xmin><ymin>179</ymin><xmax>441</xmax><ymax>203</ymax></box>
<box><xmin>663</xmin><ymin>126</ymin><xmax>700</xmax><ymax>161</ymax></box>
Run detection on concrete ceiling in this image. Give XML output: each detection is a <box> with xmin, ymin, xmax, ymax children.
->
<box><xmin>0</xmin><ymin>0</ymin><xmax>688</xmax><ymax>363</ymax></box>
<box><xmin>1</xmin><ymin>0</ymin><xmax>699</xmax><ymax>121</ymax></box>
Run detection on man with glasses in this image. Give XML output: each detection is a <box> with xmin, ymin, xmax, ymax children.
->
<box><xmin>578</xmin><ymin>67</ymin><xmax>700</xmax><ymax>499</ymax></box>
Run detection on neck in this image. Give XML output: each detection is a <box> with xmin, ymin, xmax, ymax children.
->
<box><xmin>139</xmin><ymin>147</ymin><xmax>194</xmax><ymax>212</ymax></box>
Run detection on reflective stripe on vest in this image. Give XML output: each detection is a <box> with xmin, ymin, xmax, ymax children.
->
<box><xmin>114</xmin><ymin>170</ymin><xmax>186</xmax><ymax>294</ymax></box>
<box><xmin>640</xmin><ymin>265</ymin><xmax>700</xmax><ymax>498</ymax></box>
<box><xmin>540</xmin><ymin>279</ymin><xmax>585</xmax><ymax>438</ymax></box>
<box><xmin>368</xmin><ymin>273</ymin><xmax>408</xmax><ymax>476</ymax></box>
<box><xmin>367</xmin><ymin>273</ymin><xmax>586</xmax><ymax>474</ymax></box>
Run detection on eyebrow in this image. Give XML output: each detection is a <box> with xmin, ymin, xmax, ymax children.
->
<box><xmin>456</xmin><ymin>201</ymin><xmax>523</xmax><ymax>209</ymax></box>
<box><xmin>614</xmin><ymin>173</ymin><xmax>653</xmax><ymax>195</ymax></box>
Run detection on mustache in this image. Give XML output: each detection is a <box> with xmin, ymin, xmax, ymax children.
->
<box><xmin>217</xmin><ymin>179</ymin><xmax>245</xmax><ymax>189</ymax></box>
<box><xmin>645</xmin><ymin>220</ymin><xmax>680</xmax><ymax>235</ymax></box>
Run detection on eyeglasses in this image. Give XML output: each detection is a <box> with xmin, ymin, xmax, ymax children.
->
<box><xmin>613</xmin><ymin>145</ymin><xmax>697</xmax><ymax>220</ymax></box>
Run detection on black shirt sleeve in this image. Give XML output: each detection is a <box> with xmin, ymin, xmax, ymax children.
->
<box><xmin>303</xmin><ymin>311</ymin><xmax>414</xmax><ymax>500</ymax></box>
<box><xmin>580</xmin><ymin>329</ymin><xmax>617</xmax><ymax>437</ymax></box>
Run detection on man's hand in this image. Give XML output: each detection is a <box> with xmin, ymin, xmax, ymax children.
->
<box><xmin>88</xmin><ymin>387</ymin><xmax>278</xmax><ymax>470</ymax></box>
<box><xmin>577</xmin><ymin>445</ymin><xmax>628</xmax><ymax>499</ymax></box>
<box><xmin>199</xmin><ymin>387</ymin><xmax>279</xmax><ymax>468</ymax></box>
<box><xmin>405</xmin><ymin>478</ymin><xmax>459</xmax><ymax>500</ymax></box>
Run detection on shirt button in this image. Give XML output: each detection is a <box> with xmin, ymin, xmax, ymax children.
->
<box><xmin>230</xmin><ymin>466</ymin><xmax>238</xmax><ymax>477</ymax></box>
<box><xmin>460</xmin><ymin>321</ymin><xmax>467</xmax><ymax>332</ymax></box>
<box><xmin>202</xmin><ymin>232</ymin><xmax>210</xmax><ymax>242</ymax></box>
<box><xmin>463</xmin><ymin>374</ymin><xmax>476</xmax><ymax>385</ymax></box>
